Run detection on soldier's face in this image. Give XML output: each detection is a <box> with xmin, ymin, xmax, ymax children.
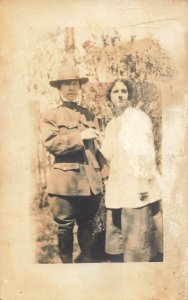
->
<box><xmin>59</xmin><ymin>80</ymin><xmax>80</xmax><ymax>102</ymax></box>
<box><xmin>110</xmin><ymin>81</ymin><xmax>128</xmax><ymax>110</ymax></box>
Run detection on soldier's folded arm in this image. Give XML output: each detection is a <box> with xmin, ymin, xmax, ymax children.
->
<box><xmin>40</xmin><ymin>116</ymin><xmax>84</xmax><ymax>155</ymax></box>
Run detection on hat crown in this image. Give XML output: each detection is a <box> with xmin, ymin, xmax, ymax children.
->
<box><xmin>57</xmin><ymin>62</ymin><xmax>80</xmax><ymax>81</ymax></box>
<box><xmin>49</xmin><ymin>61</ymin><xmax>88</xmax><ymax>88</ymax></box>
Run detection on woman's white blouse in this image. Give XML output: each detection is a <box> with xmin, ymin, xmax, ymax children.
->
<box><xmin>100</xmin><ymin>107</ymin><xmax>162</xmax><ymax>209</ymax></box>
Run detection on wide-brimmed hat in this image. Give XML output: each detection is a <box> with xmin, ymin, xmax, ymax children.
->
<box><xmin>49</xmin><ymin>62</ymin><xmax>88</xmax><ymax>88</ymax></box>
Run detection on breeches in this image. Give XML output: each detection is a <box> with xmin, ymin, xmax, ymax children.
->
<box><xmin>48</xmin><ymin>193</ymin><xmax>101</xmax><ymax>260</ymax></box>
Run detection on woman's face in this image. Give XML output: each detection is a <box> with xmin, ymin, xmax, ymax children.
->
<box><xmin>110</xmin><ymin>81</ymin><xmax>129</xmax><ymax>110</ymax></box>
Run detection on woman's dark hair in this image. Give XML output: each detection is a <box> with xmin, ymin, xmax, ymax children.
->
<box><xmin>106</xmin><ymin>79</ymin><xmax>133</xmax><ymax>101</ymax></box>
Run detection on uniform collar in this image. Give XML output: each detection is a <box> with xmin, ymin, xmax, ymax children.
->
<box><xmin>62</xmin><ymin>100</ymin><xmax>78</xmax><ymax>110</ymax></box>
<box><xmin>61</xmin><ymin>99</ymin><xmax>94</xmax><ymax>123</ymax></box>
<box><xmin>59</xmin><ymin>93</ymin><xmax>91</xmax><ymax>119</ymax></box>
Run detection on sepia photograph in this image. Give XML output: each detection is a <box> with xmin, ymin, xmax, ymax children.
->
<box><xmin>31</xmin><ymin>28</ymin><xmax>164</xmax><ymax>264</ymax></box>
<box><xmin>0</xmin><ymin>0</ymin><xmax>188</xmax><ymax>299</ymax></box>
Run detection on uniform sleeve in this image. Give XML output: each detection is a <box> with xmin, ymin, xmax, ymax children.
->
<box><xmin>40</xmin><ymin>113</ymin><xmax>84</xmax><ymax>156</ymax></box>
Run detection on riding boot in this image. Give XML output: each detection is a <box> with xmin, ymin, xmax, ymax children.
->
<box><xmin>58</xmin><ymin>232</ymin><xmax>73</xmax><ymax>263</ymax></box>
<box><xmin>77</xmin><ymin>226</ymin><xmax>94</xmax><ymax>263</ymax></box>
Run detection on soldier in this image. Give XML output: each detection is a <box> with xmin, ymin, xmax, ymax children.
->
<box><xmin>41</xmin><ymin>62</ymin><xmax>107</xmax><ymax>263</ymax></box>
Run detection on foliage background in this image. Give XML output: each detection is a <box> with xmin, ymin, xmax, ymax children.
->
<box><xmin>28</xmin><ymin>28</ymin><xmax>175</xmax><ymax>263</ymax></box>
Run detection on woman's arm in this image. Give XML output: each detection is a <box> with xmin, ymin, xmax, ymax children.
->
<box><xmin>100</xmin><ymin>120</ymin><xmax>116</xmax><ymax>161</ymax></box>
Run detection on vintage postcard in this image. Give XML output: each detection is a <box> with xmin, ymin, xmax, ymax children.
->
<box><xmin>0</xmin><ymin>0</ymin><xmax>188</xmax><ymax>299</ymax></box>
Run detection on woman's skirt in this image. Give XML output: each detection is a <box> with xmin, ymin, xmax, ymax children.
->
<box><xmin>105</xmin><ymin>201</ymin><xmax>163</xmax><ymax>262</ymax></box>
<box><xmin>105</xmin><ymin>208</ymin><xmax>124</xmax><ymax>255</ymax></box>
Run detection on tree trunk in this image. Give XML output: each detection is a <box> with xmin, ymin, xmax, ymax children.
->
<box><xmin>64</xmin><ymin>28</ymin><xmax>75</xmax><ymax>54</ymax></box>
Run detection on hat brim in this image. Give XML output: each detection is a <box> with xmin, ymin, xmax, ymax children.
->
<box><xmin>49</xmin><ymin>78</ymin><xmax>89</xmax><ymax>88</ymax></box>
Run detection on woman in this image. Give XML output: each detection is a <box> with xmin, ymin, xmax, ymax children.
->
<box><xmin>101</xmin><ymin>79</ymin><xmax>163</xmax><ymax>262</ymax></box>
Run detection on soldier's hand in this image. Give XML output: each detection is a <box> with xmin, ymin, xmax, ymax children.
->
<box><xmin>81</xmin><ymin>128</ymin><xmax>101</xmax><ymax>140</ymax></box>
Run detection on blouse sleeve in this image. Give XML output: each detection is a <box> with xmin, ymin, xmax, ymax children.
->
<box><xmin>100</xmin><ymin>120</ymin><xmax>117</xmax><ymax>161</ymax></box>
<box><xmin>134</xmin><ymin>113</ymin><xmax>157</xmax><ymax>179</ymax></box>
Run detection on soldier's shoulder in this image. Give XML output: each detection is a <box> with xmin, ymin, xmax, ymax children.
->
<box><xmin>41</xmin><ymin>106</ymin><xmax>66</xmax><ymax>120</ymax></box>
<box><xmin>42</xmin><ymin>105</ymin><xmax>68</xmax><ymax>115</ymax></box>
